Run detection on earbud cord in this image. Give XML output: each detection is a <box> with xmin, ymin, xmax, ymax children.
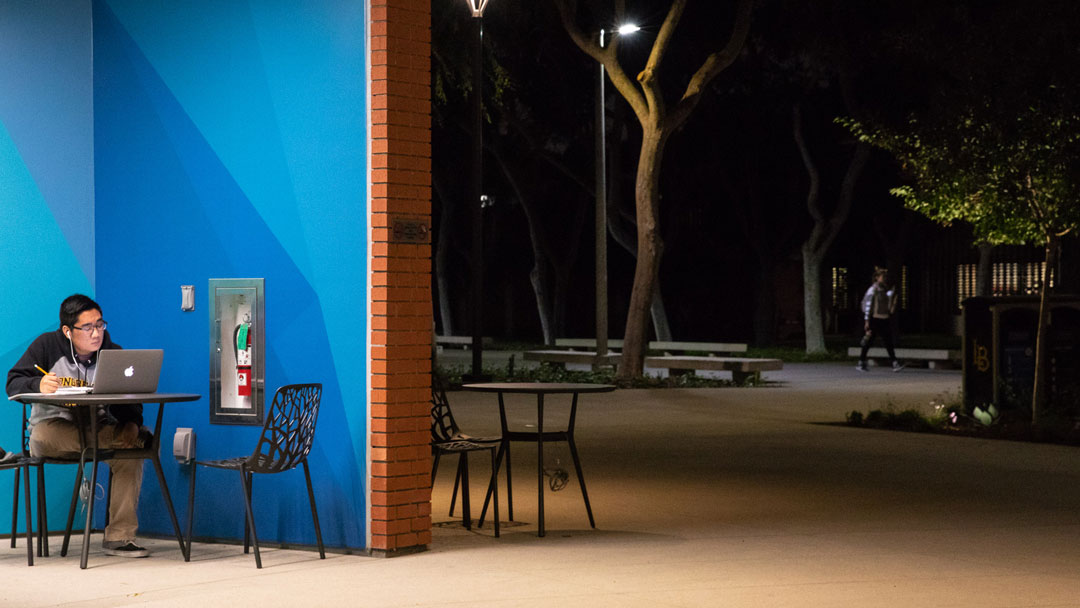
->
<box><xmin>68</xmin><ymin>335</ymin><xmax>84</xmax><ymax>384</ymax></box>
<box><xmin>67</xmin><ymin>333</ymin><xmax>101</xmax><ymax>385</ymax></box>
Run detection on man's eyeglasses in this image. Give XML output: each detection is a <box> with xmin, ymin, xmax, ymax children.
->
<box><xmin>71</xmin><ymin>320</ymin><xmax>108</xmax><ymax>334</ymax></box>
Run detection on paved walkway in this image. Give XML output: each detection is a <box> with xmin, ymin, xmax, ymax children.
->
<box><xmin>5</xmin><ymin>363</ymin><xmax>1080</xmax><ymax>607</ymax></box>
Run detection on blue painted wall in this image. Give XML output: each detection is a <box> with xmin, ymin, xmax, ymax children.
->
<box><xmin>0</xmin><ymin>0</ymin><xmax>97</xmax><ymax>538</ymax></box>
<box><xmin>1</xmin><ymin>0</ymin><xmax>369</xmax><ymax>549</ymax></box>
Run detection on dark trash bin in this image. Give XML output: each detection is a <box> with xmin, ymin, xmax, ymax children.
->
<box><xmin>962</xmin><ymin>295</ymin><xmax>1080</xmax><ymax>411</ymax></box>
<box><xmin>961</xmin><ymin>296</ymin><xmax>995</xmax><ymax>408</ymax></box>
<box><xmin>1049</xmin><ymin>307</ymin><xmax>1080</xmax><ymax>410</ymax></box>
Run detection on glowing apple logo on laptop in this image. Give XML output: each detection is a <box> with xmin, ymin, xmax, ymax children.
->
<box><xmin>124</xmin><ymin>366</ymin><xmax>135</xmax><ymax>377</ymax></box>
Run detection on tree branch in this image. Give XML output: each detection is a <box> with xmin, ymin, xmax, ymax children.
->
<box><xmin>793</xmin><ymin>103</ymin><xmax>822</xmax><ymax>225</ymax></box>
<box><xmin>491</xmin><ymin>143</ymin><xmax>560</xmax><ymax>265</ymax></box>
<box><xmin>637</xmin><ymin>0</ymin><xmax>687</xmax><ymax>120</ymax></box>
<box><xmin>501</xmin><ymin>111</ymin><xmax>595</xmax><ymax>195</ymax></box>
<box><xmin>553</xmin><ymin>0</ymin><xmax>649</xmax><ymax>125</ymax></box>
<box><xmin>1024</xmin><ymin>173</ymin><xmax>1053</xmax><ymax>237</ymax></box>
<box><xmin>665</xmin><ymin>0</ymin><xmax>754</xmax><ymax>132</ymax></box>
<box><xmin>833</xmin><ymin>142</ymin><xmax>870</xmax><ymax>235</ymax></box>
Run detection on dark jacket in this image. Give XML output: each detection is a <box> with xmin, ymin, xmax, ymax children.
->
<box><xmin>6</xmin><ymin>329</ymin><xmax>143</xmax><ymax>429</ymax></box>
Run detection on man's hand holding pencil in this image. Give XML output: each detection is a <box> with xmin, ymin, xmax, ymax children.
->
<box><xmin>35</xmin><ymin>364</ymin><xmax>59</xmax><ymax>394</ymax></box>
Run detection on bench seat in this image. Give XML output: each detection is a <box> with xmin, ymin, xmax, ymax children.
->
<box><xmin>553</xmin><ymin>338</ymin><xmax>746</xmax><ymax>354</ymax></box>
<box><xmin>524</xmin><ymin>350</ymin><xmax>620</xmax><ymax>367</ymax></box>
<box><xmin>555</xmin><ymin>338</ymin><xmax>624</xmax><ymax>349</ymax></box>
<box><xmin>436</xmin><ymin>335</ymin><xmax>493</xmax><ymax>349</ymax></box>
<box><xmin>649</xmin><ymin>341</ymin><xmax>747</xmax><ymax>354</ymax></box>
<box><xmin>847</xmin><ymin>347</ymin><xmax>960</xmax><ymax>369</ymax></box>
<box><xmin>644</xmin><ymin>356</ymin><xmax>783</xmax><ymax>385</ymax></box>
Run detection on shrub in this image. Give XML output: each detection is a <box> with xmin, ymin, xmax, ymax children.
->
<box><xmin>435</xmin><ymin>361</ymin><xmax>759</xmax><ymax>389</ymax></box>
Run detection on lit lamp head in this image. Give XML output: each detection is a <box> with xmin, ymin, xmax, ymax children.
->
<box><xmin>466</xmin><ymin>0</ymin><xmax>489</xmax><ymax>17</ymax></box>
<box><xmin>601</xmin><ymin>23</ymin><xmax>640</xmax><ymax>47</ymax></box>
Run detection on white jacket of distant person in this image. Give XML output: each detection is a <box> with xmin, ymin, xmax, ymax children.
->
<box><xmin>861</xmin><ymin>282</ymin><xmax>896</xmax><ymax>321</ymax></box>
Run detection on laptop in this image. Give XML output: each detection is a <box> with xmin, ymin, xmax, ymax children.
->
<box><xmin>90</xmin><ymin>349</ymin><xmax>164</xmax><ymax>394</ymax></box>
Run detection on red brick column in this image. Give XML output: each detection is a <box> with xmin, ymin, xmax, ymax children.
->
<box><xmin>369</xmin><ymin>0</ymin><xmax>433</xmax><ymax>556</ymax></box>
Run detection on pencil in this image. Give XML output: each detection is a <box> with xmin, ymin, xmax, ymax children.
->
<box><xmin>34</xmin><ymin>364</ymin><xmax>52</xmax><ymax>375</ymax></box>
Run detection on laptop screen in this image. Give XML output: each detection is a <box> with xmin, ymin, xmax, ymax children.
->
<box><xmin>92</xmin><ymin>349</ymin><xmax>163</xmax><ymax>394</ymax></box>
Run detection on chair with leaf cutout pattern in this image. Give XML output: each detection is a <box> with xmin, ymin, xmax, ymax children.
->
<box><xmin>185</xmin><ymin>383</ymin><xmax>325</xmax><ymax>568</ymax></box>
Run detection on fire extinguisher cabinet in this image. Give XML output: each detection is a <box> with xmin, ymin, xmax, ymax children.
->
<box><xmin>209</xmin><ymin>278</ymin><xmax>266</xmax><ymax>425</ymax></box>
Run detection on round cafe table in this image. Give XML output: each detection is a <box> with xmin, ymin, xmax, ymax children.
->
<box><xmin>461</xmin><ymin>382</ymin><xmax>615</xmax><ymax>537</ymax></box>
<box><xmin>9</xmin><ymin>392</ymin><xmax>200</xmax><ymax>568</ymax></box>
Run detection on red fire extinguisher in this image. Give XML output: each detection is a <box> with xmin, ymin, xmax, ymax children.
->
<box><xmin>234</xmin><ymin>321</ymin><xmax>252</xmax><ymax>397</ymax></box>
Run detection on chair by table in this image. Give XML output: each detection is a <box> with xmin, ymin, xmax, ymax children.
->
<box><xmin>430</xmin><ymin>379</ymin><xmax>500</xmax><ymax>536</ymax></box>
<box><xmin>431</xmin><ymin>374</ymin><xmax>509</xmax><ymax>521</ymax></box>
<box><xmin>11</xmin><ymin>399</ymin><xmax>145</xmax><ymax>560</ymax></box>
<box><xmin>9</xmin><ymin>402</ymin><xmax>48</xmax><ymax>559</ymax></box>
<box><xmin>185</xmin><ymin>383</ymin><xmax>325</xmax><ymax>568</ymax></box>
<box><xmin>7</xmin><ymin>392</ymin><xmax>199</xmax><ymax>569</ymax></box>
<box><xmin>1</xmin><ymin>448</ymin><xmax>36</xmax><ymax>565</ymax></box>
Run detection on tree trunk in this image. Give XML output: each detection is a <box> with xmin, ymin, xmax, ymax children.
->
<box><xmin>1031</xmin><ymin>235</ymin><xmax>1059</xmax><ymax>425</ymax></box>
<box><xmin>432</xmin><ymin>176</ymin><xmax>455</xmax><ymax>336</ymax></box>
<box><xmin>491</xmin><ymin>150</ymin><xmax>561</xmax><ymax>344</ymax></box>
<box><xmin>607</xmin><ymin>170</ymin><xmax>675</xmax><ymax>345</ymax></box>
<box><xmin>719</xmin><ymin>161</ymin><xmax>795</xmax><ymax>349</ymax></box>
<box><xmin>553</xmin><ymin>0</ymin><xmax>752</xmax><ymax>379</ymax></box>
<box><xmin>793</xmin><ymin>102</ymin><xmax>869</xmax><ymax>354</ymax></box>
<box><xmin>802</xmin><ymin>247</ymin><xmax>826</xmax><ymax>354</ymax></box>
<box><xmin>753</xmin><ymin>261</ymin><xmax>777</xmax><ymax>347</ymax></box>
<box><xmin>552</xmin><ymin>268</ymin><xmax>571</xmax><ymax>341</ymax></box>
<box><xmin>528</xmin><ymin>255</ymin><xmax>555</xmax><ymax>345</ymax></box>
<box><xmin>553</xmin><ymin>203</ymin><xmax>587</xmax><ymax>341</ymax></box>
<box><xmin>976</xmin><ymin>243</ymin><xmax>993</xmax><ymax>297</ymax></box>
<box><xmin>618</xmin><ymin>131</ymin><xmax>666</xmax><ymax>380</ymax></box>
<box><xmin>650</xmin><ymin>283</ymin><xmax>673</xmax><ymax>342</ymax></box>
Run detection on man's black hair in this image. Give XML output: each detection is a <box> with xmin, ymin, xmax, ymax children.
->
<box><xmin>60</xmin><ymin>294</ymin><xmax>102</xmax><ymax>329</ymax></box>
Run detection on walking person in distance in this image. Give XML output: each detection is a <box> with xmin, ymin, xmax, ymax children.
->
<box><xmin>856</xmin><ymin>267</ymin><xmax>905</xmax><ymax>372</ymax></box>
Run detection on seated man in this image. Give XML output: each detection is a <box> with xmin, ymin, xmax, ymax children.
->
<box><xmin>6</xmin><ymin>294</ymin><xmax>149</xmax><ymax>558</ymax></box>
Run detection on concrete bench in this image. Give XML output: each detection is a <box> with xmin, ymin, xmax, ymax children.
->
<box><xmin>436</xmin><ymin>335</ymin><xmax>493</xmax><ymax>349</ymax></box>
<box><xmin>846</xmin><ymin>347</ymin><xmax>960</xmax><ymax>369</ymax></box>
<box><xmin>524</xmin><ymin>350</ymin><xmax>621</xmax><ymax>368</ymax></box>
<box><xmin>555</xmin><ymin>338</ymin><xmax>624</xmax><ymax>350</ymax></box>
<box><xmin>644</xmin><ymin>356</ymin><xmax>783</xmax><ymax>385</ymax></box>
<box><xmin>553</xmin><ymin>339</ymin><xmax>746</xmax><ymax>355</ymax></box>
<box><xmin>649</xmin><ymin>341</ymin><xmax>747</xmax><ymax>355</ymax></box>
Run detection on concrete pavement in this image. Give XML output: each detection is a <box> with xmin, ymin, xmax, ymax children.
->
<box><xmin>5</xmin><ymin>363</ymin><xmax>1080</xmax><ymax>607</ymax></box>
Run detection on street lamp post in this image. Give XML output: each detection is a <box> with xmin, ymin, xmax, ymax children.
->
<box><xmin>595</xmin><ymin>24</ymin><xmax>638</xmax><ymax>367</ymax></box>
<box><xmin>467</xmin><ymin>0</ymin><xmax>490</xmax><ymax>381</ymax></box>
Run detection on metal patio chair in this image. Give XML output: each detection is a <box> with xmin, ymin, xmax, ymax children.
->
<box><xmin>430</xmin><ymin>374</ymin><xmax>501</xmax><ymax>536</ymax></box>
<box><xmin>2</xmin><ymin>446</ymin><xmax>36</xmax><ymax>565</ymax></box>
<box><xmin>11</xmin><ymin>401</ymin><xmax>141</xmax><ymax>560</ymax></box>
<box><xmin>185</xmin><ymin>383</ymin><xmax>325</xmax><ymax>568</ymax></box>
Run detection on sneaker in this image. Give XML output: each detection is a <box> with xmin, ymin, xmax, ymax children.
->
<box><xmin>0</xmin><ymin>448</ymin><xmax>20</xmax><ymax>464</ymax></box>
<box><xmin>892</xmin><ymin>361</ymin><xmax>907</xmax><ymax>372</ymax></box>
<box><xmin>855</xmin><ymin>363</ymin><xmax>868</xmax><ymax>372</ymax></box>
<box><xmin>103</xmin><ymin>540</ymin><xmax>149</xmax><ymax>558</ymax></box>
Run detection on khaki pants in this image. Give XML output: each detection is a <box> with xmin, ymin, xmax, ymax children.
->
<box><xmin>29</xmin><ymin>418</ymin><xmax>144</xmax><ymax>542</ymax></box>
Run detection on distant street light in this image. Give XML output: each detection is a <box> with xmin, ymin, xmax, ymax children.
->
<box><xmin>466</xmin><ymin>0</ymin><xmax>489</xmax><ymax>16</ymax></box>
<box><xmin>466</xmin><ymin>0</ymin><xmax>491</xmax><ymax>381</ymax></box>
<box><xmin>595</xmin><ymin>24</ymin><xmax>638</xmax><ymax>366</ymax></box>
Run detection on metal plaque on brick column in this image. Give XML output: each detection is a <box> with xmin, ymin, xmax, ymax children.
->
<box><xmin>390</xmin><ymin>217</ymin><xmax>430</xmax><ymax>243</ymax></box>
